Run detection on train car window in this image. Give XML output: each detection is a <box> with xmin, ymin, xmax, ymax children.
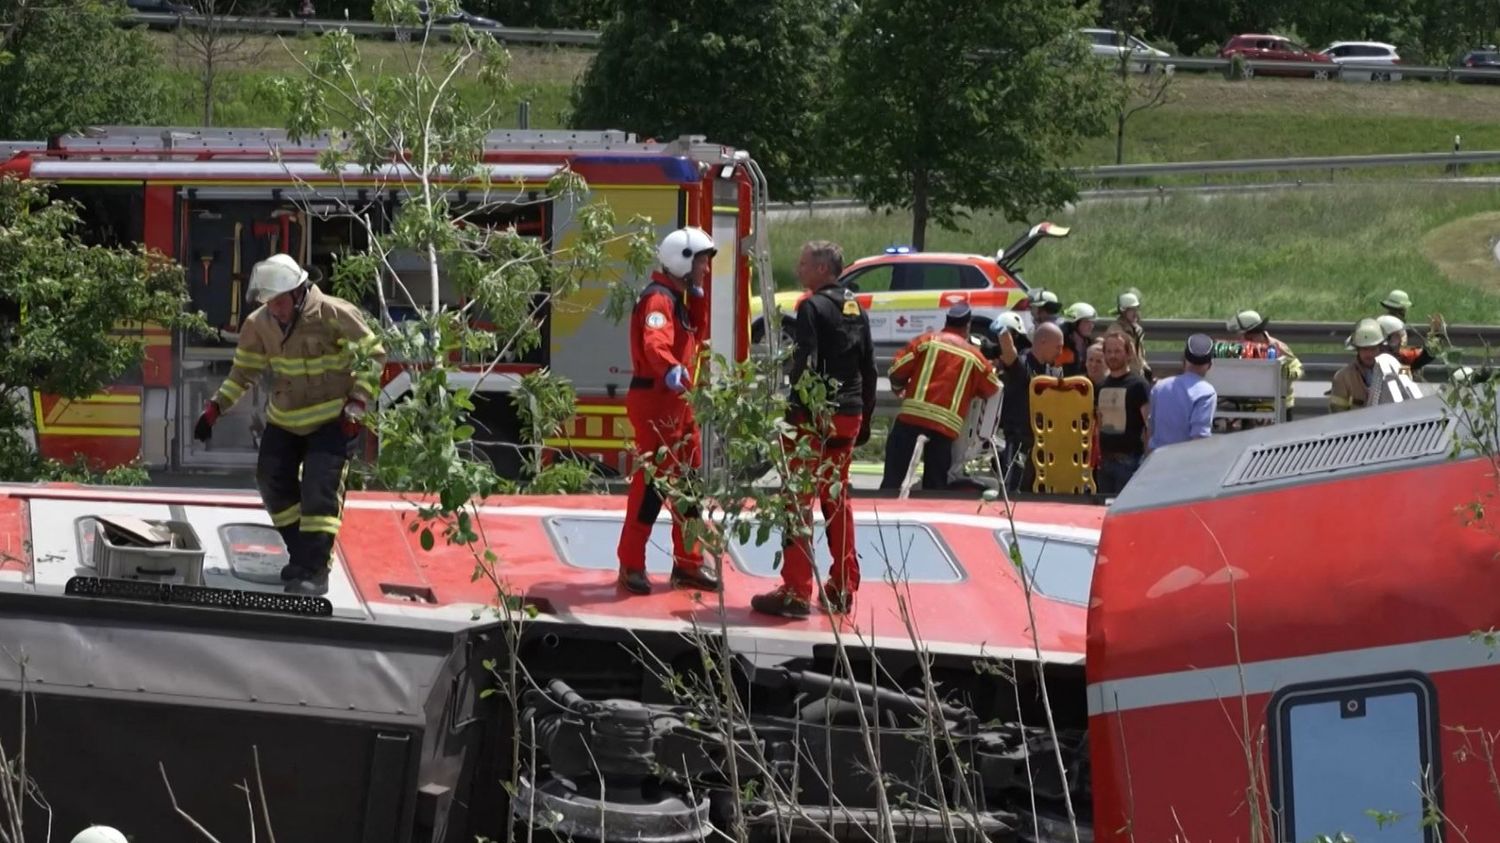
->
<box><xmin>731</xmin><ymin>521</ymin><xmax>964</xmax><ymax>583</ymax></box>
<box><xmin>546</xmin><ymin>516</ymin><xmax>677</xmax><ymax>574</ymax></box>
<box><xmin>1270</xmin><ymin>675</ymin><xmax>1439</xmax><ymax>843</ymax></box>
<box><xmin>994</xmin><ymin>531</ymin><xmax>1097</xmax><ymax>605</ymax></box>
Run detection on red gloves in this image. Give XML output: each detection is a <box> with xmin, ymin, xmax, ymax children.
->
<box><xmin>340</xmin><ymin>399</ymin><xmax>365</xmax><ymax>439</ymax></box>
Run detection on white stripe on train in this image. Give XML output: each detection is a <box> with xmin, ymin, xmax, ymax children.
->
<box><xmin>1086</xmin><ymin>633</ymin><xmax>1500</xmax><ymax>716</ymax></box>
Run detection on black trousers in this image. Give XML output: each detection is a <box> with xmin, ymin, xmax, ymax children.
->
<box><xmin>256</xmin><ymin>421</ymin><xmax>351</xmax><ymax>572</ymax></box>
<box><xmin>1002</xmin><ymin>429</ymin><xmax>1036</xmax><ymax>494</ymax></box>
<box><xmin>880</xmin><ymin>420</ymin><xmax>954</xmax><ymax>491</ymax></box>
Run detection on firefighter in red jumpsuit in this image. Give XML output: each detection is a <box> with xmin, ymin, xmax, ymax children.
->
<box><xmin>616</xmin><ymin>227</ymin><xmax>722</xmax><ymax>596</ymax></box>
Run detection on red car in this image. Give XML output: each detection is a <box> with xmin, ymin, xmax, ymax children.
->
<box><xmin>1220</xmin><ymin>34</ymin><xmax>1335</xmax><ymax>78</ymax></box>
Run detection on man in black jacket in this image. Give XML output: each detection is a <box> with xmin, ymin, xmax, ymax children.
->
<box><xmin>752</xmin><ymin>241</ymin><xmax>877</xmax><ymax>619</ymax></box>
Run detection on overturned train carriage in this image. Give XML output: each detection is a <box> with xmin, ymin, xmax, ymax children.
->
<box><xmin>0</xmin><ymin>487</ymin><xmax>1102</xmax><ymax>842</ymax></box>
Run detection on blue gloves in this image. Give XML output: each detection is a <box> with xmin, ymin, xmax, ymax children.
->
<box><xmin>688</xmin><ymin>285</ymin><xmax>705</xmax><ymax>299</ymax></box>
<box><xmin>665</xmin><ymin>365</ymin><xmax>690</xmax><ymax>394</ymax></box>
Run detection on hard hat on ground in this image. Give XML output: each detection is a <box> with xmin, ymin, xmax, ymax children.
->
<box><xmin>1376</xmin><ymin>314</ymin><xmax>1405</xmax><ymax>339</ymax></box>
<box><xmin>1227</xmin><ymin>310</ymin><xmax>1268</xmax><ymax>334</ymax></box>
<box><xmin>71</xmin><ymin>827</ymin><xmax>128</xmax><ymax>843</ymax></box>
<box><xmin>1115</xmin><ymin>290</ymin><xmax>1142</xmax><ymax>314</ymax></box>
<box><xmin>992</xmin><ymin>310</ymin><xmax>1028</xmax><ymax>338</ymax></box>
<box><xmin>1065</xmin><ymin>302</ymin><xmax>1097</xmax><ymax>321</ymax></box>
<box><xmin>1347</xmin><ymin>317</ymin><xmax>1385</xmax><ymax>349</ymax></box>
<box><xmin>247</xmin><ymin>254</ymin><xmax>308</xmax><ymax>303</ymax></box>
<box><xmin>657</xmin><ymin>227</ymin><xmax>717</xmax><ymax>278</ymax></box>
<box><xmin>1382</xmin><ymin>289</ymin><xmax>1412</xmax><ymax>311</ymax></box>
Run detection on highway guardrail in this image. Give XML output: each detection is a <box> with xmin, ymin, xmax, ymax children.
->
<box><xmin>126</xmin><ymin>11</ymin><xmax>601</xmax><ymax>46</ymax></box>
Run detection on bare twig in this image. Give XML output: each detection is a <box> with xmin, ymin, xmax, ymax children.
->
<box><xmin>159</xmin><ymin>762</ymin><xmax>227</xmax><ymax>843</ymax></box>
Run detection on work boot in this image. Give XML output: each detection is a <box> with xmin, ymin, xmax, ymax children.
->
<box><xmin>750</xmin><ymin>587</ymin><xmax>811</xmax><ymax>619</ymax></box>
<box><xmin>618</xmin><ymin>569</ymin><xmax>652</xmax><ymax>595</ymax></box>
<box><xmin>284</xmin><ymin>566</ymin><xmax>329</xmax><ymax>597</ymax></box>
<box><xmin>279</xmin><ymin>563</ymin><xmax>312</xmax><ymax>582</ymax></box>
<box><xmin>670</xmin><ymin>565</ymin><xmax>719</xmax><ymax>592</ymax></box>
<box><xmin>821</xmin><ymin>583</ymin><xmax>854</xmax><ymax>615</ymax></box>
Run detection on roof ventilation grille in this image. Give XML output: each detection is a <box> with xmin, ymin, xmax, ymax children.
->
<box><xmin>1224</xmin><ymin>417</ymin><xmax>1451</xmax><ymax>487</ymax></box>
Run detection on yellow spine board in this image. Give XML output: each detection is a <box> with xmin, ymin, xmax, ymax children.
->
<box><xmin>1028</xmin><ymin>375</ymin><xmax>1095</xmax><ymax>495</ymax></box>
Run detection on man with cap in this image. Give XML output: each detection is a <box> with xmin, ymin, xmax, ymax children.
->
<box><xmin>193</xmin><ymin>253</ymin><xmax>386</xmax><ymax>596</ymax></box>
<box><xmin>1113</xmin><ymin>289</ymin><xmax>1151</xmax><ymax>381</ymax></box>
<box><xmin>1147</xmin><ymin>334</ymin><xmax>1218</xmax><ymax>451</ymax></box>
<box><xmin>615</xmin><ymin>227</ymin><xmax>722</xmax><ymax>596</ymax></box>
<box><xmin>881</xmin><ymin>301</ymin><xmax>1000</xmax><ymax>491</ymax></box>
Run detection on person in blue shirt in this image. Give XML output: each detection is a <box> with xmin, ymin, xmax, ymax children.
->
<box><xmin>1147</xmin><ymin>334</ymin><xmax>1218</xmax><ymax>452</ymax></box>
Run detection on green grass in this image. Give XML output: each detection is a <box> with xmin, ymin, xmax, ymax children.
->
<box><xmin>147</xmin><ymin>32</ymin><xmax>585</xmax><ymax>129</ymax></box>
<box><xmin>770</xmin><ymin>184</ymin><xmax>1500</xmax><ymax>324</ymax></box>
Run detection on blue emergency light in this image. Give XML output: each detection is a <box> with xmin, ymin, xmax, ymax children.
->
<box><xmin>884</xmin><ymin>245</ymin><xmax>914</xmax><ymax>254</ymax></box>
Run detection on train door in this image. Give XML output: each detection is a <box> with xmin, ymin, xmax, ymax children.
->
<box><xmin>175</xmin><ymin>191</ymin><xmax>370</xmax><ymax>471</ymax></box>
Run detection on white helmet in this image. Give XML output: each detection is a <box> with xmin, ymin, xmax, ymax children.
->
<box><xmin>1347</xmin><ymin>317</ymin><xmax>1385</xmax><ymax>349</ymax></box>
<box><xmin>656</xmin><ymin>227</ymin><xmax>716</xmax><ymax>278</ymax></box>
<box><xmin>993</xmin><ymin>310</ymin><xmax>1028</xmax><ymax>338</ymax></box>
<box><xmin>247</xmin><ymin>253</ymin><xmax>308</xmax><ymax>303</ymax></box>
<box><xmin>1376</xmin><ymin>314</ymin><xmax>1405</xmax><ymax>339</ymax></box>
<box><xmin>1228</xmin><ymin>310</ymin><xmax>1268</xmax><ymax>334</ymax></box>
<box><xmin>1115</xmin><ymin>291</ymin><xmax>1141</xmax><ymax>313</ymax></box>
<box><xmin>71</xmin><ymin>827</ymin><xmax>128</xmax><ymax>843</ymax></box>
<box><xmin>1065</xmin><ymin>302</ymin><xmax>1097</xmax><ymax>321</ymax></box>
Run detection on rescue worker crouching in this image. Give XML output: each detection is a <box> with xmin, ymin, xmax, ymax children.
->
<box><xmin>193</xmin><ymin>254</ymin><xmax>386</xmax><ymax>596</ymax></box>
<box><xmin>1329</xmin><ymin>318</ymin><xmax>1386</xmax><ymax>412</ymax></box>
<box><xmin>752</xmin><ymin>241</ymin><xmax>876</xmax><ymax>619</ymax></box>
<box><xmin>881</xmin><ymin>302</ymin><xmax>1000</xmax><ymax>491</ymax></box>
<box><xmin>615</xmin><ymin>227</ymin><xmax>721</xmax><ymax>596</ymax></box>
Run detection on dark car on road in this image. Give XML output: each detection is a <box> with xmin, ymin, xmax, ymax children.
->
<box><xmin>1459</xmin><ymin>48</ymin><xmax>1500</xmax><ymax>83</ymax></box>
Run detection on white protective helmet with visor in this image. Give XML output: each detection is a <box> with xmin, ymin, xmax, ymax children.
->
<box><xmin>1347</xmin><ymin>317</ymin><xmax>1386</xmax><ymax>350</ymax></box>
<box><xmin>657</xmin><ymin>227</ymin><xmax>717</xmax><ymax>278</ymax></box>
<box><xmin>246</xmin><ymin>253</ymin><xmax>309</xmax><ymax>304</ymax></box>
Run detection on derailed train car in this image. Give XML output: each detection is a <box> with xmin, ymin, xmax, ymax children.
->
<box><xmin>1088</xmin><ymin>391</ymin><xmax>1500</xmax><ymax>843</ymax></box>
<box><xmin>0</xmin><ymin>485</ymin><xmax>1103</xmax><ymax>841</ymax></box>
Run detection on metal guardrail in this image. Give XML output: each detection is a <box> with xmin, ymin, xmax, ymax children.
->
<box><xmin>126</xmin><ymin>11</ymin><xmax>601</xmax><ymax>46</ymax></box>
<box><xmin>1141</xmin><ymin>318</ymin><xmax>1500</xmax><ymax>348</ymax></box>
<box><xmin>1077</xmin><ymin>150</ymin><xmax>1500</xmax><ymax>180</ymax></box>
<box><xmin>1134</xmin><ymin>54</ymin><xmax>1500</xmax><ymax>83</ymax></box>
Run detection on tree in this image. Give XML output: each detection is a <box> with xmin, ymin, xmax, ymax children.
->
<box><xmin>0</xmin><ymin>179</ymin><xmax>201</xmax><ymax>481</ymax></box>
<box><xmin>831</xmin><ymin>0</ymin><xmax>1115</xmax><ymax>250</ymax></box>
<box><xmin>172</xmin><ymin>0</ymin><xmax>272</xmax><ymax>127</ymax></box>
<box><xmin>1107</xmin><ymin>2</ymin><xmax>1175</xmax><ymax>165</ymax></box>
<box><xmin>0</xmin><ymin>1</ymin><xmax>165</xmax><ymax>140</ymax></box>
<box><xmin>569</xmin><ymin>0</ymin><xmax>843</xmax><ymax>201</ymax></box>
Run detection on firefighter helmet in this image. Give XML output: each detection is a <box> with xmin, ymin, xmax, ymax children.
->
<box><xmin>247</xmin><ymin>254</ymin><xmax>308</xmax><ymax>303</ymax></box>
<box><xmin>70</xmin><ymin>828</ymin><xmax>128</xmax><ymax>843</ymax></box>
<box><xmin>994</xmin><ymin>310</ymin><xmax>1028</xmax><ymax>338</ymax></box>
<box><xmin>657</xmin><ymin>227</ymin><xmax>717</xmax><ymax>278</ymax></box>
<box><xmin>1348</xmin><ymin>318</ymin><xmax>1385</xmax><ymax>349</ymax></box>
<box><xmin>1115</xmin><ymin>290</ymin><xmax>1142</xmax><ymax>314</ymax></box>
<box><xmin>1382</xmin><ymin>289</ymin><xmax>1412</xmax><ymax>311</ymax></box>
<box><xmin>1376</xmin><ymin>314</ymin><xmax>1405</xmax><ymax>339</ymax></box>
<box><xmin>1065</xmin><ymin>302</ymin><xmax>1097</xmax><ymax>321</ymax></box>
<box><xmin>1031</xmin><ymin>289</ymin><xmax>1061</xmax><ymax>311</ymax></box>
<box><xmin>1228</xmin><ymin>310</ymin><xmax>1268</xmax><ymax>334</ymax></box>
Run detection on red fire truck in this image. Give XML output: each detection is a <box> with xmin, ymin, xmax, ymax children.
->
<box><xmin>3</xmin><ymin>126</ymin><xmax>773</xmax><ymax>478</ymax></box>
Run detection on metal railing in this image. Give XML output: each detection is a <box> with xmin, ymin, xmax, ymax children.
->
<box><xmin>126</xmin><ymin>11</ymin><xmax>601</xmax><ymax>46</ymax></box>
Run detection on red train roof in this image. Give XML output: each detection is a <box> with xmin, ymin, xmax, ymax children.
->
<box><xmin>0</xmin><ymin>484</ymin><xmax>1103</xmax><ymax>665</ymax></box>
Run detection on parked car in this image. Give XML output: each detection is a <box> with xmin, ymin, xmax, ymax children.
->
<box><xmin>1458</xmin><ymin>48</ymin><xmax>1500</xmax><ymax>84</ymax></box>
<box><xmin>1320</xmin><ymin>41</ymin><xmax>1402</xmax><ymax>81</ymax></box>
<box><xmin>124</xmin><ymin>0</ymin><xmax>190</xmax><ymax>13</ymax></box>
<box><xmin>1220</xmin><ymin>34</ymin><xmax>1335</xmax><ymax>79</ymax></box>
<box><xmin>1079</xmin><ymin>28</ymin><xmax>1174</xmax><ymax>74</ymax></box>
<box><xmin>749</xmin><ymin>222</ymin><xmax>1072</xmax><ymax>349</ymax></box>
<box><xmin>418</xmin><ymin>1</ymin><xmax>500</xmax><ymax>28</ymax></box>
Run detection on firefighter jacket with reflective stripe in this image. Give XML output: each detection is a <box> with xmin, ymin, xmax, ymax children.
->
<box><xmin>787</xmin><ymin>283</ymin><xmax>877</xmax><ymax>418</ymax></box>
<box><xmin>629</xmin><ymin>272</ymin><xmax>708</xmax><ymax>387</ymax></box>
<box><xmin>215</xmin><ymin>285</ymin><xmax>386</xmax><ymax>435</ymax></box>
<box><xmin>1329</xmin><ymin>361</ymin><xmax>1373</xmax><ymax>412</ymax></box>
<box><xmin>889</xmin><ymin>328</ymin><xmax>1001</xmax><ymax>439</ymax></box>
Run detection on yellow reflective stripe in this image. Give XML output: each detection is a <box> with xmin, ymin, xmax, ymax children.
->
<box><xmin>218</xmin><ymin>380</ymin><xmax>246</xmax><ymax>403</ymax></box>
<box><xmin>543</xmin><ymin>437</ymin><xmax>631</xmax><ymax>449</ymax></box>
<box><xmin>269</xmin><ymin>353</ymin><xmax>353</xmax><ymax>376</ymax></box>
<box><xmin>864</xmin><ymin>292</ymin><xmax>942</xmax><ymax>312</ymax></box>
<box><xmin>233</xmin><ymin>349</ymin><xmax>267</xmax><ymax>370</ymax></box>
<box><xmin>950</xmin><ymin>359</ymin><xmax>974</xmax><ymax>416</ymax></box>
<box><xmin>270</xmin><ymin>503</ymin><xmax>302</xmax><ymax>527</ymax></box>
<box><xmin>900</xmin><ymin>400</ymin><xmax>964</xmax><ymax>433</ymax></box>
<box><xmin>913</xmin><ymin>341</ymin><xmax>940</xmax><ymax>399</ymax></box>
<box><xmin>300</xmin><ymin>515</ymin><xmax>342</xmax><ymax>535</ymax></box>
<box><xmin>267</xmin><ymin>397</ymin><xmax>345</xmax><ymax>429</ymax></box>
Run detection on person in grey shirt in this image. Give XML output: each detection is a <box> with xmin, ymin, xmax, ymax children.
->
<box><xmin>1147</xmin><ymin>334</ymin><xmax>1217</xmax><ymax>452</ymax></box>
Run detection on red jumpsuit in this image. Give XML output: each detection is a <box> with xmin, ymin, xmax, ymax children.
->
<box><xmin>616</xmin><ymin>272</ymin><xmax>710</xmax><ymax>574</ymax></box>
